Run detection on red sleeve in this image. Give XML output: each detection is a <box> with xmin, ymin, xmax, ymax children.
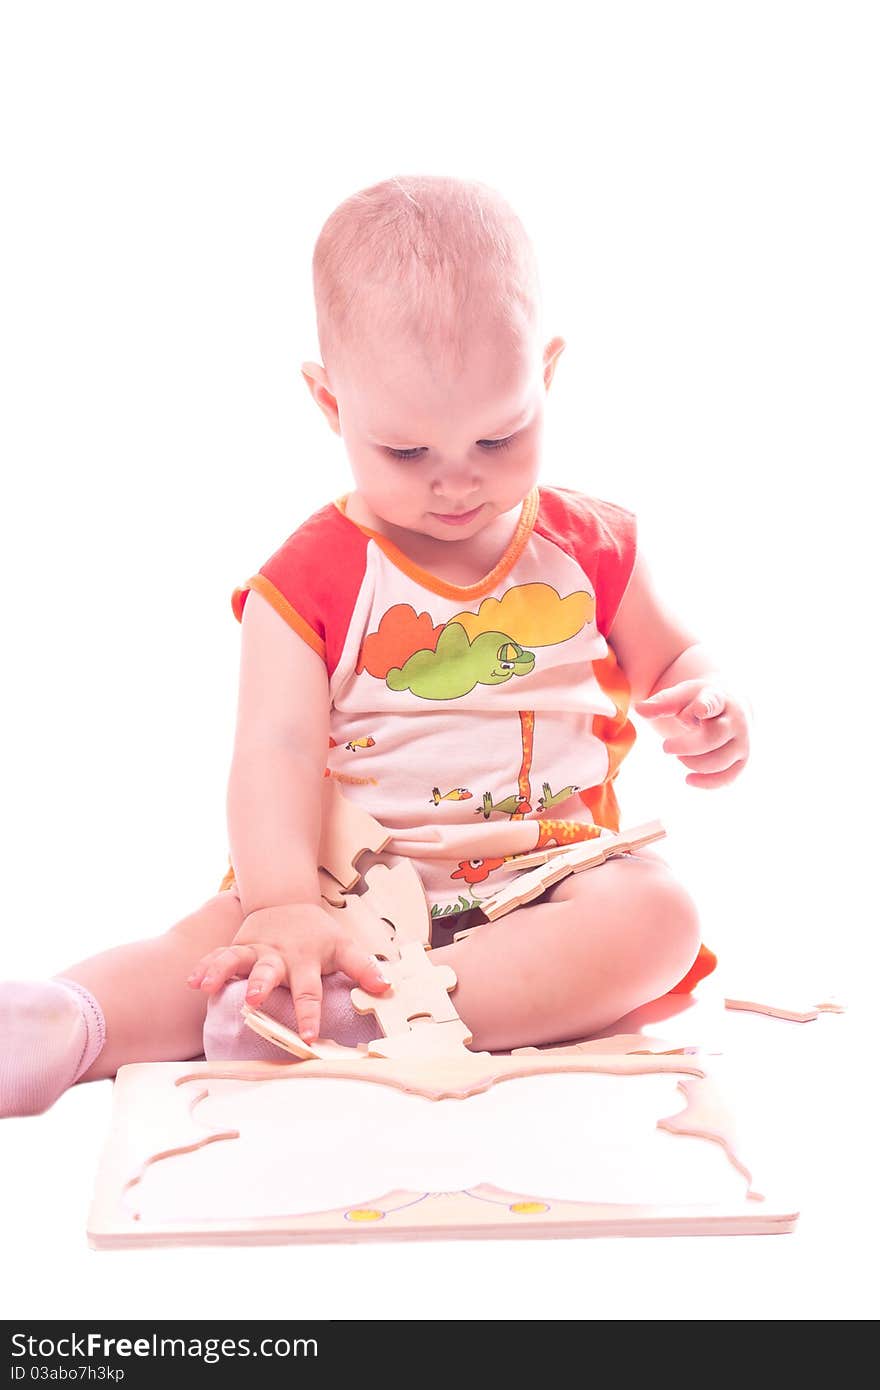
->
<box><xmin>532</xmin><ymin>486</ymin><xmax>637</xmax><ymax>636</ymax></box>
<box><xmin>230</xmin><ymin>501</ymin><xmax>369</xmax><ymax>678</ymax></box>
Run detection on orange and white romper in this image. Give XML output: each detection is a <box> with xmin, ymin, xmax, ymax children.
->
<box><xmin>217</xmin><ymin>483</ymin><xmax>716</xmax><ymax>996</ymax></box>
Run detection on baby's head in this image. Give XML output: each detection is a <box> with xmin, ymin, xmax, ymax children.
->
<box><xmin>301</xmin><ymin>175</ymin><xmax>565</xmax><ymax>540</ymax></box>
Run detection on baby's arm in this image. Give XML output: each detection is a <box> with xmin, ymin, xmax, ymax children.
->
<box><xmin>610</xmin><ymin>548</ymin><xmax>752</xmax><ymax>782</ymax></box>
<box><xmin>188</xmin><ymin>590</ymin><xmax>390</xmax><ymax>1041</ymax></box>
<box><xmin>607</xmin><ymin>549</ymin><xmax>713</xmax><ymax>727</ymax></box>
<box><xmin>226</xmin><ymin>587</ymin><xmax>330</xmax><ymax>915</ymax></box>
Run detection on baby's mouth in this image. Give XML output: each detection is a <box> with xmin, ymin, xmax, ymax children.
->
<box><xmin>431</xmin><ymin>504</ymin><xmax>484</xmax><ymax>523</ymax></box>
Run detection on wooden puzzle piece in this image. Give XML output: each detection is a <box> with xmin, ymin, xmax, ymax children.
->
<box><xmin>317</xmin><ymin>868</ymin><xmax>347</xmax><ymax>907</ymax></box>
<box><xmin>360</xmin><ymin>861</ymin><xmax>432</xmax><ymax>947</ymax></box>
<box><xmin>477</xmin><ymin>851</ymin><xmax>585</xmax><ymax>918</ymax></box>
<box><xmin>349</xmin><ymin>940</ymin><xmax>461</xmax><ymax>1042</ymax></box>
<box><xmin>481</xmin><ymin>853</ymin><xmax>584</xmax><ymax>916</ymax></box>
<box><xmin>478</xmin><ymin>820</ymin><xmax>668</xmax><ymax>920</ymax></box>
<box><xmin>318</xmin><ymin>778</ymin><xmax>391</xmax><ymax>891</ymax></box>
<box><xmin>317</xmin><ymin>788</ymin><xmax>432</xmax><ymax>951</ymax></box>
<box><xmin>241</xmin><ymin>1004</ymin><xmax>370</xmax><ymax>1062</ymax></box>
<box><xmin>364</xmin><ymin>1017</ymin><xmax>478</xmax><ymax>1060</ymax></box>
<box><xmin>724</xmin><ymin>993</ymin><xmax>846</xmax><ymax>1023</ymax></box>
<box><xmin>504</xmin><ymin>819</ymin><xmax>665</xmax><ymax>871</ymax></box>
<box><xmin>389</xmin><ymin>939</ymin><xmax>458</xmax><ymax>996</ymax></box>
<box><xmin>242</xmin><ymin>1004</ymin><xmax>319</xmax><ymax>1058</ymax></box>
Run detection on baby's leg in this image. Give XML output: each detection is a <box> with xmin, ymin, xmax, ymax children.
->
<box><xmin>428</xmin><ymin>848</ymin><xmax>702</xmax><ymax>1052</ymax></box>
<box><xmin>64</xmin><ymin>888</ymin><xmax>245</xmax><ymax>1079</ymax></box>
<box><xmin>0</xmin><ymin>889</ymin><xmax>243</xmax><ymax>1116</ymax></box>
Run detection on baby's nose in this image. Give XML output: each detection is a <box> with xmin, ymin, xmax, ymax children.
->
<box><xmin>434</xmin><ymin>481</ymin><xmax>481</xmax><ymax>504</ymax></box>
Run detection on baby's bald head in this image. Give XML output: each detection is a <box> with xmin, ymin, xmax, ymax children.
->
<box><xmin>304</xmin><ymin>176</ymin><xmax>564</xmax><ymax>547</ymax></box>
<box><xmin>312</xmin><ymin>174</ymin><xmax>543</xmax><ymax>390</ymax></box>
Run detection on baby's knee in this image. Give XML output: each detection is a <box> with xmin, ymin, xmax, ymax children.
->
<box><xmin>651</xmin><ymin>874</ymin><xmax>703</xmax><ymax>976</ymax></box>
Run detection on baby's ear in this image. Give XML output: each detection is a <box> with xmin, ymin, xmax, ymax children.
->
<box><xmin>301</xmin><ymin>361</ymin><xmax>341</xmax><ymax>435</ymax></box>
<box><xmin>300</xmin><ymin>359</ymin><xmax>326</xmax><ymax>392</ymax></box>
<box><xmin>543</xmin><ymin>336</ymin><xmax>566</xmax><ymax>388</ymax></box>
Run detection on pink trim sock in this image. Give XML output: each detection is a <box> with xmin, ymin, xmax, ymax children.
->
<box><xmin>0</xmin><ymin>978</ymin><xmax>106</xmax><ymax>1118</ymax></box>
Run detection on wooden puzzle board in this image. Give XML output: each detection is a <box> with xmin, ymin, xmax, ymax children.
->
<box><xmin>87</xmin><ymin>1023</ymin><xmax>800</xmax><ymax>1246</ymax></box>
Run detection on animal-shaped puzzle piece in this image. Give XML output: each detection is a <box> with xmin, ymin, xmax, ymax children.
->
<box><xmin>349</xmin><ymin>940</ymin><xmax>461</xmax><ymax>1039</ymax></box>
<box><xmin>318</xmin><ymin>779</ymin><xmax>391</xmax><ymax>891</ymax></box>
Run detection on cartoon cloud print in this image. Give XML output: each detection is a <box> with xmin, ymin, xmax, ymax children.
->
<box><xmin>357</xmin><ymin>582</ymin><xmax>595</xmax><ymax>701</ymax></box>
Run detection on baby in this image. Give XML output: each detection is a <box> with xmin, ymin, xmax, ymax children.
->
<box><xmin>0</xmin><ymin>174</ymin><xmax>751</xmax><ymax>1118</ymax></box>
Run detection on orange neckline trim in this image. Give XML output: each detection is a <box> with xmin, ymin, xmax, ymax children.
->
<box><xmin>332</xmin><ymin>487</ymin><xmax>540</xmax><ymax>599</ymax></box>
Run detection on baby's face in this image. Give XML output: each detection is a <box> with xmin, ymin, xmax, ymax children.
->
<box><xmin>304</xmin><ymin>321</ymin><xmax>564</xmax><ymax>543</ymax></box>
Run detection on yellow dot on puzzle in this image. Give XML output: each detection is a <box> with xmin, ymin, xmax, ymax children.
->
<box><xmin>346</xmin><ymin>1208</ymin><xmax>384</xmax><ymax>1222</ymax></box>
<box><xmin>510</xmin><ymin>1201</ymin><xmax>550</xmax><ymax>1215</ymax></box>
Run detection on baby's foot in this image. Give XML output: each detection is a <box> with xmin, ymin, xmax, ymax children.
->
<box><xmin>0</xmin><ymin>979</ymin><xmax>105</xmax><ymax>1117</ymax></box>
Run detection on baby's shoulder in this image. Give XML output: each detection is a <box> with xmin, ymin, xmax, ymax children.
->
<box><xmin>535</xmin><ymin>485</ymin><xmax>637</xmax><ymax>636</ymax></box>
<box><xmin>264</xmin><ymin>495</ymin><xmax>351</xmax><ymax>560</ymax></box>
<box><xmin>232</xmin><ymin>496</ymin><xmax>365</xmax><ymax>632</ymax></box>
<box><xmin>535</xmin><ymin>483</ymin><xmax>637</xmax><ymax>552</ymax></box>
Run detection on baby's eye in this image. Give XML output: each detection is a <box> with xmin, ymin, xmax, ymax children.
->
<box><xmin>385</xmin><ymin>435</ymin><xmax>515</xmax><ymax>461</ymax></box>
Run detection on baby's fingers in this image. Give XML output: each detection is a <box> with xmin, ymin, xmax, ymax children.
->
<box><xmin>334</xmin><ymin>940</ymin><xmax>393</xmax><ymax>996</ymax></box>
<box><xmin>288</xmin><ymin>963</ymin><xmax>325</xmax><ymax>1045</ymax></box>
<box><xmin>243</xmin><ymin>951</ymin><xmax>287</xmax><ymax>1007</ymax></box>
<box><xmin>187</xmin><ymin>943</ymin><xmax>257</xmax><ymax>994</ymax></box>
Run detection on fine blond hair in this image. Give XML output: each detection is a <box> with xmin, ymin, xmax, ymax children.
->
<box><xmin>312</xmin><ymin>174</ymin><xmax>542</xmax><ymax>383</ymax></box>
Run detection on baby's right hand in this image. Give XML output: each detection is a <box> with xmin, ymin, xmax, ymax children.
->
<box><xmin>187</xmin><ymin>903</ymin><xmax>392</xmax><ymax>1043</ymax></box>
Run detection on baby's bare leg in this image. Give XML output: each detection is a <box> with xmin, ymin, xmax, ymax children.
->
<box><xmin>428</xmin><ymin>851</ymin><xmax>702</xmax><ymax>1053</ymax></box>
<box><xmin>62</xmin><ymin>889</ymin><xmax>245</xmax><ymax>1081</ymax></box>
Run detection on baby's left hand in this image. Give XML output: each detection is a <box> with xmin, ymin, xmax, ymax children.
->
<box><xmin>633</xmin><ymin>679</ymin><xmax>752</xmax><ymax>788</ymax></box>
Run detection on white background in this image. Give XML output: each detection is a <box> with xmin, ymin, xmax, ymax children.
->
<box><xmin>1</xmin><ymin>0</ymin><xmax>876</xmax><ymax>1320</ymax></box>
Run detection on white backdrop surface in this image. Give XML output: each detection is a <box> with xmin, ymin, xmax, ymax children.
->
<box><xmin>1</xmin><ymin>0</ymin><xmax>876</xmax><ymax>1320</ymax></box>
